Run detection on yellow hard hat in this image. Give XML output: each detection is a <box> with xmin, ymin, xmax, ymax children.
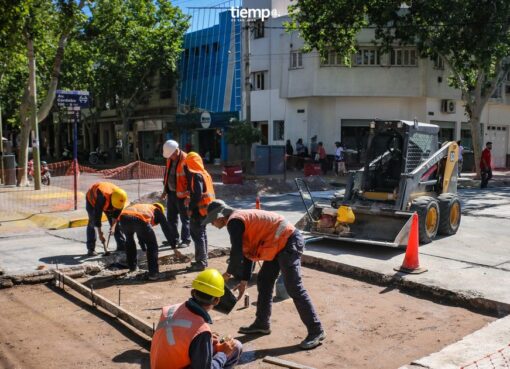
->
<box><xmin>192</xmin><ymin>268</ymin><xmax>225</xmax><ymax>298</ymax></box>
<box><xmin>153</xmin><ymin>202</ymin><xmax>165</xmax><ymax>214</ymax></box>
<box><xmin>111</xmin><ymin>188</ymin><xmax>128</xmax><ymax>209</ymax></box>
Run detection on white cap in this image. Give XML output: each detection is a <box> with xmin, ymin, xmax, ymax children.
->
<box><xmin>162</xmin><ymin>140</ymin><xmax>178</xmax><ymax>158</ymax></box>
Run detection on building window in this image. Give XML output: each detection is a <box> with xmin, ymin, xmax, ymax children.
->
<box><xmin>354</xmin><ymin>47</ymin><xmax>381</xmax><ymax>66</ymax></box>
<box><xmin>320</xmin><ymin>50</ymin><xmax>344</xmax><ymax>66</ymax></box>
<box><xmin>254</xmin><ymin>19</ymin><xmax>264</xmax><ymax>39</ymax></box>
<box><xmin>273</xmin><ymin>120</ymin><xmax>284</xmax><ymax>141</ymax></box>
<box><xmin>431</xmin><ymin>53</ymin><xmax>444</xmax><ymax>70</ymax></box>
<box><xmin>391</xmin><ymin>48</ymin><xmax>417</xmax><ymax>66</ymax></box>
<box><xmin>252</xmin><ymin>71</ymin><xmax>266</xmax><ymax>90</ymax></box>
<box><xmin>159</xmin><ymin>70</ymin><xmax>174</xmax><ymax>99</ymax></box>
<box><xmin>290</xmin><ymin>51</ymin><xmax>303</xmax><ymax>69</ymax></box>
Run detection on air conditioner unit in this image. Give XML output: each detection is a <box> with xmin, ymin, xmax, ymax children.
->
<box><xmin>441</xmin><ymin>99</ymin><xmax>456</xmax><ymax>114</ymax></box>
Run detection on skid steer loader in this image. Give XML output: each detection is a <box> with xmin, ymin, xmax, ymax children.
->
<box><xmin>296</xmin><ymin>119</ymin><xmax>461</xmax><ymax>246</ymax></box>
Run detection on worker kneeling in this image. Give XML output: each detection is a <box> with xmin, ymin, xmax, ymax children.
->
<box><xmin>150</xmin><ymin>268</ymin><xmax>242</xmax><ymax>369</ymax></box>
<box><xmin>119</xmin><ymin>203</ymin><xmax>173</xmax><ymax>281</ymax></box>
<box><xmin>203</xmin><ymin>200</ymin><xmax>326</xmax><ymax>350</ymax></box>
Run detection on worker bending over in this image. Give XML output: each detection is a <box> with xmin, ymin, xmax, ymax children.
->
<box><xmin>203</xmin><ymin>200</ymin><xmax>325</xmax><ymax>350</ymax></box>
<box><xmin>185</xmin><ymin>152</ymin><xmax>215</xmax><ymax>272</ymax></box>
<box><xmin>150</xmin><ymin>268</ymin><xmax>242</xmax><ymax>368</ymax></box>
<box><xmin>161</xmin><ymin>140</ymin><xmax>191</xmax><ymax>249</ymax></box>
<box><xmin>119</xmin><ymin>203</ymin><xmax>173</xmax><ymax>281</ymax></box>
<box><xmin>85</xmin><ymin>182</ymin><xmax>127</xmax><ymax>257</ymax></box>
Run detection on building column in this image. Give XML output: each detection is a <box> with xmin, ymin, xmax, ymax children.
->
<box><xmin>455</xmin><ymin>121</ymin><xmax>461</xmax><ymax>141</ymax></box>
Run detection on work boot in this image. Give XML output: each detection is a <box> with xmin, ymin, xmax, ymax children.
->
<box><xmin>87</xmin><ymin>250</ymin><xmax>98</xmax><ymax>257</ymax></box>
<box><xmin>147</xmin><ymin>273</ymin><xmax>160</xmax><ymax>281</ymax></box>
<box><xmin>238</xmin><ymin>322</ymin><xmax>271</xmax><ymax>335</ymax></box>
<box><xmin>186</xmin><ymin>262</ymin><xmax>205</xmax><ymax>272</ymax></box>
<box><xmin>299</xmin><ymin>330</ymin><xmax>326</xmax><ymax>350</ymax></box>
<box><xmin>178</xmin><ymin>241</ymin><xmax>190</xmax><ymax>249</ymax></box>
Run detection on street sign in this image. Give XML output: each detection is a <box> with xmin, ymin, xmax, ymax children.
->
<box><xmin>56</xmin><ymin>90</ymin><xmax>90</xmax><ymax>108</ymax></box>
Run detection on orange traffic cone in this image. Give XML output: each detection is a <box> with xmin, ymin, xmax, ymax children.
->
<box><xmin>394</xmin><ymin>212</ymin><xmax>427</xmax><ymax>274</ymax></box>
<box><xmin>255</xmin><ymin>195</ymin><xmax>261</xmax><ymax>209</ymax></box>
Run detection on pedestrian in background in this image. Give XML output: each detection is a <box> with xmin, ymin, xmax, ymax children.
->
<box><xmin>150</xmin><ymin>269</ymin><xmax>242</xmax><ymax>369</ymax></box>
<box><xmin>203</xmin><ymin>200</ymin><xmax>326</xmax><ymax>350</ymax></box>
<box><xmin>85</xmin><ymin>182</ymin><xmax>127</xmax><ymax>256</ymax></box>
<box><xmin>457</xmin><ymin>140</ymin><xmax>464</xmax><ymax>176</ymax></box>
<box><xmin>310</xmin><ymin>135</ymin><xmax>318</xmax><ymax>162</ymax></box>
<box><xmin>119</xmin><ymin>202</ymin><xmax>173</xmax><ymax>280</ymax></box>
<box><xmin>296</xmin><ymin>138</ymin><xmax>306</xmax><ymax>170</ymax></box>
<box><xmin>184</xmin><ymin>152</ymin><xmax>215</xmax><ymax>272</ymax></box>
<box><xmin>334</xmin><ymin>141</ymin><xmax>346</xmax><ymax>176</ymax></box>
<box><xmin>480</xmin><ymin>141</ymin><xmax>493</xmax><ymax>189</ymax></box>
<box><xmin>285</xmin><ymin>139</ymin><xmax>294</xmax><ymax>170</ymax></box>
<box><xmin>317</xmin><ymin>142</ymin><xmax>328</xmax><ymax>175</ymax></box>
<box><xmin>161</xmin><ymin>140</ymin><xmax>191</xmax><ymax>249</ymax></box>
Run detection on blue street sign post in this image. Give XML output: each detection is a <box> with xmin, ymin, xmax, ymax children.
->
<box><xmin>56</xmin><ymin>90</ymin><xmax>89</xmax><ymax>209</ymax></box>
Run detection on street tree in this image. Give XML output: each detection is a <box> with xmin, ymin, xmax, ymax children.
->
<box><xmin>87</xmin><ymin>0</ymin><xmax>188</xmax><ymax>160</ymax></box>
<box><xmin>1</xmin><ymin>0</ymin><xmax>87</xmax><ymax>186</ymax></box>
<box><xmin>289</xmin><ymin>0</ymin><xmax>510</xmax><ymax>175</ymax></box>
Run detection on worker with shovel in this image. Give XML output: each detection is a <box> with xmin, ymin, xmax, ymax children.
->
<box><xmin>118</xmin><ymin>202</ymin><xmax>174</xmax><ymax>280</ymax></box>
<box><xmin>203</xmin><ymin>200</ymin><xmax>325</xmax><ymax>350</ymax></box>
<box><xmin>184</xmin><ymin>152</ymin><xmax>216</xmax><ymax>272</ymax></box>
<box><xmin>85</xmin><ymin>182</ymin><xmax>127</xmax><ymax>257</ymax></box>
<box><xmin>150</xmin><ymin>268</ymin><xmax>242</xmax><ymax>368</ymax></box>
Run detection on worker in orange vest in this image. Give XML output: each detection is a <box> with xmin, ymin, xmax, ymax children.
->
<box><xmin>85</xmin><ymin>182</ymin><xmax>127</xmax><ymax>257</ymax></box>
<box><xmin>150</xmin><ymin>268</ymin><xmax>242</xmax><ymax>369</ymax></box>
<box><xmin>119</xmin><ymin>202</ymin><xmax>173</xmax><ymax>280</ymax></box>
<box><xmin>161</xmin><ymin>140</ymin><xmax>191</xmax><ymax>249</ymax></box>
<box><xmin>203</xmin><ymin>200</ymin><xmax>326</xmax><ymax>350</ymax></box>
<box><xmin>184</xmin><ymin>152</ymin><xmax>215</xmax><ymax>272</ymax></box>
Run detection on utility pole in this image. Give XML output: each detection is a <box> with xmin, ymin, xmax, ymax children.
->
<box><xmin>28</xmin><ymin>39</ymin><xmax>41</xmax><ymax>190</ymax></box>
<box><xmin>243</xmin><ymin>20</ymin><xmax>251</xmax><ymax>124</ymax></box>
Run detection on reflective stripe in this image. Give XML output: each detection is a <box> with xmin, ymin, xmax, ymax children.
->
<box><xmin>155</xmin><ymin>306</ymin><xmax>193</xmax><ymax>346</ymax></box>
<box><xmin>275</xmin><ymin>220</ymin><xmax>291</xmax><ymax>239</ymax></box>
<box><xmin>176</xmin><ymin>191</ymin><xmax>189</xmax><ymax>197</ymax></box>
<box><xmin>176</xmin><ymin>173</ymin><xmax>186</xmax><ymax>177</ymax></box>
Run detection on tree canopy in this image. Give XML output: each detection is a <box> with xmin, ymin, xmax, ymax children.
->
<box><xmin>289</xmin><ymin>0</ymin><xmax>510</xmax><ymax>174</ymax></box>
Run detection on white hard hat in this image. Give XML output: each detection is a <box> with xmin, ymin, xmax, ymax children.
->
<box><xmin>162</xmin><ymin>140</ymin><xmax>178</xmax><ymax>158</ymax></box>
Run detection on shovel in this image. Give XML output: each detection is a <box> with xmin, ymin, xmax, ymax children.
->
<box><xmin>102</xmin><ymin>221</ymin><xmax>117</xmax><ymax>256</ymax></box>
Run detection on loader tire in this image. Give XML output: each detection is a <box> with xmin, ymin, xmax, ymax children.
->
<box><xmin>437</xmin><ymin>193</ymin><xmax>461</xmax><ymax>235</ymax></box>
<box><xmin>410</xmin><ymin>196</ymin><xmax>440</xmax><ymax>244</ymax></box>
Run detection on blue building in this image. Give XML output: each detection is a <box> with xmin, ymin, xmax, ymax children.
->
<box><xmin>176</xmin><ymin>10</ymin><xmax>242</xmax><ymax>162</ymax></box>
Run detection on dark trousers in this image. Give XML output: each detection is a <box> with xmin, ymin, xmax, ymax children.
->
<box><xmin>481</xmin><ymin>168</ymin><xmax>493</xmax><ymax>188</ymax></box>
<box><xmin>86</xmin><ymin>201</ymin><xmax>125</xmax><ymax>252</ymax></box>
<box><xmin>190</xmin><ymin>213</ymin><xmax>208</xmax><ymax>267</ymax></box>
<box><xmin>120</xmin><ymin>215</ymin><xmax>159</xmax><ymax>275</ymax></box>
<box><xmin>166</xmin><ymin>191</ymin><xmax>190</xmax><ymax>246</ymax></box>
<box><xmin>254</xmin><ymin>231</ymin><xmax>322</xmax><ymax>335</ymax></box>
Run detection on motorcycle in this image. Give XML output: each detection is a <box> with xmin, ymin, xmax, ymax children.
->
<box><xmin>89</xmin><ymin>147</ymin><xmax>109</xmax><ymax>165</ymax></box>
<box><xmin>62</xmin><ymin>147</ymin><xmax>72</xmax><ymax>160</ymax></box>
<box><xmin>27</xmin><ymin>159</ymin><xmax>51</xmax><ymax>186</ymax></box>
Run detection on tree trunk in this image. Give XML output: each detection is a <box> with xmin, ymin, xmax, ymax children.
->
<box><xmin>469</xmin><ymin>117</ymin><xmax>482</xmax><ymax>179</ymax></box>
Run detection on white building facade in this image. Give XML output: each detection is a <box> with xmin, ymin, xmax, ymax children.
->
<box><xmin>244</xmin><ymin>0</ymin><xmax>510</xmax><ymax>168</ymax></box>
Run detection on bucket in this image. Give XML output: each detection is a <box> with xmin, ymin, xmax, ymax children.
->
<box><xmin>222</xmin><ymin>165</ymin><xmax>243</xmax><ymax>184</ymax></box>
<box><xmin>214</xmin><ymin>285</ymin><xmax>238</xmax><ymax>314</ymax></box>
<box><xmin>274</xmin><ymin>274</ymin><xmax>289</xmax><ymax>301</ymax></box>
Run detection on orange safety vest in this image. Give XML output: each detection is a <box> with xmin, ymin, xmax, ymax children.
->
<box><xmin>228</xmin><ymin>210</ymin><xmax>296</xmax><ymax>262</ymax></box>
<box><xmin>186</xmin><ymin>154</ymin><xmax>215</xmax><ymax>216</ymax></box>
<box><xmin>150</xmin><ymin>303</ymin><xmax>211</xmax><ymax>369</ymax></box>
<box><xmin>120</xmin><ymin>203</ymin><xmax>158</xmax><ymax>226</ymax></box>
<box><xmin>164</xmin><ymin>151</ymin><xmax>189</xmax><ymax>199</ymax></box>
<box><xmin>86</xmin><ymin>182</ymin><xmax>119</xmax><ymax>212</ymax></box>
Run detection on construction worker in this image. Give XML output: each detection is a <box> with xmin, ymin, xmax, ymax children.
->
<box><xmin>119</xmin><ymin>203</ymin><xmax>173</xmax><ymax>280</ymax></box>
<box><xmin>161</xmin><ymin>140</ymin><xmax>191</xmax><ymax>249</ymax></box>
<box><xmin>203</xmin><ymin>200</ymin><xmax>325</xmax><ymax>350</ymax></box>
<box><xmin>185</xmin><ymin>152</ymin><xmax>215</xmax><ymax>272</ymax></box>
<box><xmin>85</xmin><ymin>182</ymin><xmax>127</xmax><ymax>256</ymax></box>
<box><xmin>150</xmin><ymin>268</ymin><xmax>242</xmax><ymax>369</ymax></box>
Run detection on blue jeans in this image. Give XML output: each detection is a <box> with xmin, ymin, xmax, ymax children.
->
<box><xmin>190</xmin><ymin>213</ymin><xmax>208</xmax><ymax>267</ymax></box>
<box><xmin>86</xmin><ymin>201</ymin><xmax>125</xmax><ymax>252</ymax></box>
<box><xmin>219</xmin><ymin>339</ymin><xmax>242</xmax><ymax>369</ymax></box>
<box><xmin>166</xmin><ymin>191</ymin><xmax>190</xmax><ymax>246</ymax></box>
<box><xmin>254</xmin><ymin>231</ymin><xmax>323</xmax><ymax>335</ymax></box>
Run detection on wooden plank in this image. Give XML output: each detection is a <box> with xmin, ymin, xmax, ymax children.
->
<box><xmin>53</xmin><ymin>270</ymin><xmax>154</xmax><ymax>338</ymax></box>
<box><xmin>262</xmin><ymin>356</ymin><xmax>317</xmax><ymax>369</ymax></box>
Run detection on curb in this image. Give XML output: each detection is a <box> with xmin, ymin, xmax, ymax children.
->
<box><xmin>28</xmin><ymin>213</ymin><xmax>106</xmax><ymax>230</ymax></box>
<box><xmin>0</xmin><ymin>247</ymin><xmax>230</xmax><ymax>289</ymax></box>
<box><xmin>301</xmin><ymin>254</ymin><xmax>510</xmax><ymax>318</ymax></box>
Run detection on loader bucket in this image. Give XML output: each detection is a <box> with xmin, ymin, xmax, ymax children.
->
<box><xmin>296</xmin><ymin>205</ymin><xmax>414</xmax><ymax>248</ymax></box>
